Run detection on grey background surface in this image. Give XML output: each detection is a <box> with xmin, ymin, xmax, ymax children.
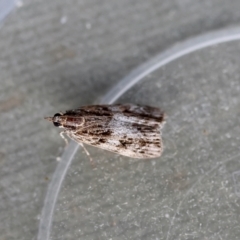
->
<box><xmin>50</xmin><ymin>41</ymin><xmax>240</xmax><ymax>240</ymax></box>
<box><xmin>1</xmin><ymin>0</ymin><xmax>240</xmax><ymax>239</ymax></box>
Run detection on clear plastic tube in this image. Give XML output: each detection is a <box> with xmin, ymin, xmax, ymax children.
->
<box><xmin>37</xmin><ymin>26</ymin><xmax>240</xmax><ymax>240</ymax></box>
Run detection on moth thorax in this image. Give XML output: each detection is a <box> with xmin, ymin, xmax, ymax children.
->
<box><xmin>52</xmin><ymin>113</ymin><xmax>84</xmax><ymax>130</ymax></box>
<box><xmin>62</xmin><ymin>116</ymin><xmax>85</xmax><ymax>129</ymax></box>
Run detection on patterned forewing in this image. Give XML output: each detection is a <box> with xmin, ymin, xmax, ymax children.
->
<box><xmin>70</xmin><ymin>109</ymin><xmax>163</xmax><ymax>158</ymax></box>
<box><xmin>70</xmin><ymin>104</ymin><xmax>165</xmax><ymax>125</ymax></box>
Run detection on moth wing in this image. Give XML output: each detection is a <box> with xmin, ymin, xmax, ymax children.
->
<box><xmin>67</xmin><ymin>104</ymin><xmax>165</xmax><ymax>125</ymax></box>
<box><xmin>114</xmin><ymin>104</ymin><xmax>164</xmax><ymax>121</ymax></box>
<box><xmin>70</xmin><ymin>119</ymin><xmax>163</xmax><ymax>159</ymax></box>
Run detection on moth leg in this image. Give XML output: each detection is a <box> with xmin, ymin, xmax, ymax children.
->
<box><xmin>79</xmin><ymin>142</ymin><xmax>95</xmax><ymax>167</ymax></box>
<box><xmin>60</xmin><ymin>131</ymin><xmax>68</xmax><ymax>146</ymax></box>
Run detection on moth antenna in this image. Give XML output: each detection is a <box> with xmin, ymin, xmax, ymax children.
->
<box><xmin>60</xmin><ymin>131</ymin><xmax>69</xmax><ymax>146</ymax></box>
<box><xmin>79</xmin><ymin>142</ymin><xmax>95</xmax><ymax>167</ymax></box>
<box><xmin>44</xmin><ymin>117</ymin><xmax>53</xmax><ymax>122</ymax></box>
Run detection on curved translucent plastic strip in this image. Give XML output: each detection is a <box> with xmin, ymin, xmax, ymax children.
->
<box><xmin>103</xmin><ymin>27</ymin><xmax>240</xmax><ymax>104</ymax></box>
<box><xmin>37</xmin><ymin>26</ymin><xmax>240</xmax><ymax>240</ymax></box>
<box><xmin>0</xmin><ymin>0</ymin><xmax>15</xmax><ymax>23</ymax></box>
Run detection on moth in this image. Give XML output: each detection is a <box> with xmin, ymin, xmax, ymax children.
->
<box><xmin>44</xmin><ymin>104</ymin><xmax>165</xmax><ymax>161</ymax></box>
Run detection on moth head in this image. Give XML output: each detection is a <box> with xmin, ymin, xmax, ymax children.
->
<box><xmin>44</xmin><ymin>113</ymin><xmax>85</xmax><ymax>130</ymax></box>
<box><xmin>44</xmin><ymin>113</ymin><xmax>64</xmax><ymax>128</ymax></box>
<box><xmin>53</xmin><ymin>113</ymin><xmax>63</xmax><ymax>127</ymax></box>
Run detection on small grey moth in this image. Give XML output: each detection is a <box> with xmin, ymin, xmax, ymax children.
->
<box><xmin>45</xmin><ymin>104</ymin><xmax>165</xmax><ymax>159</ymax></box>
